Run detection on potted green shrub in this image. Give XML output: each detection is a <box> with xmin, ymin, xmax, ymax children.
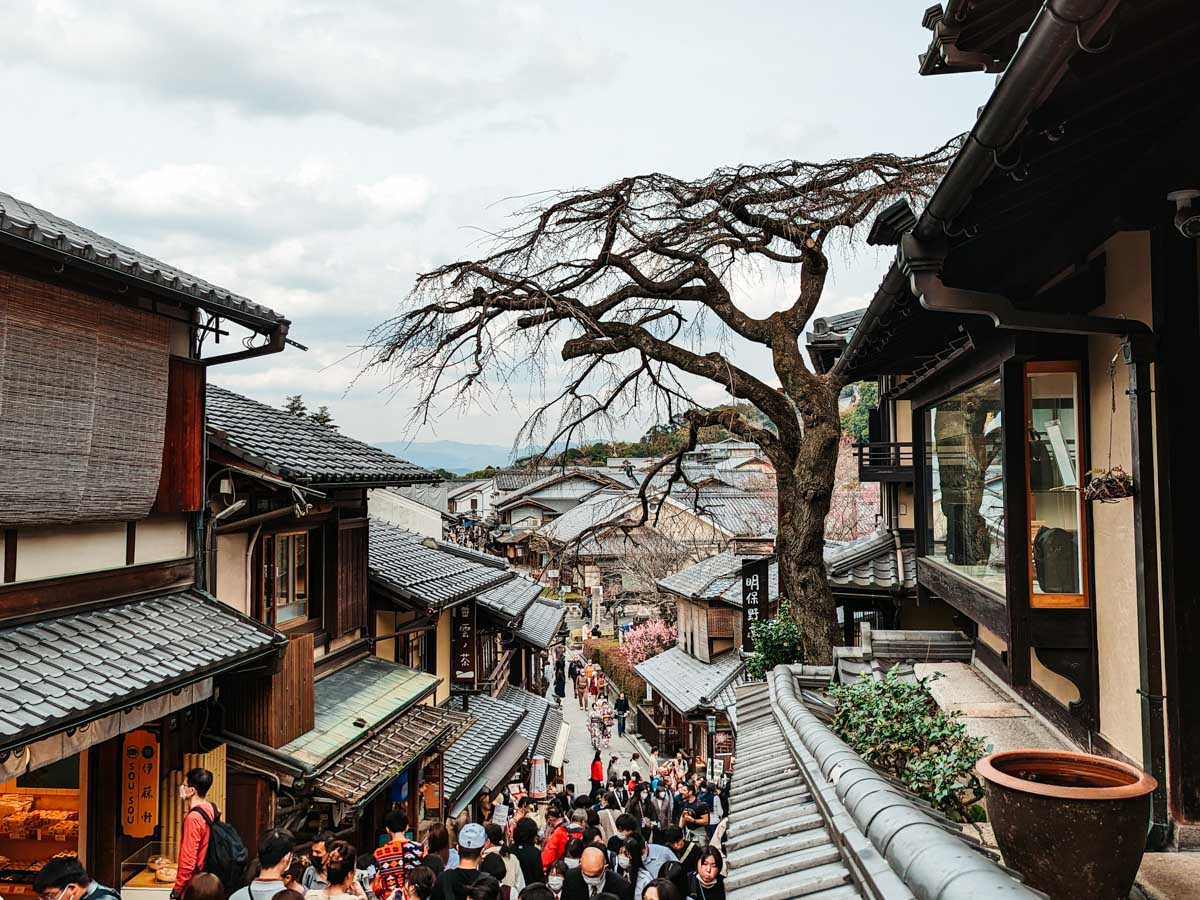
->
<box><xmin>977</xmin><ymin>749</ymin><xmax>1156</xmax><ymax>899</ymax></box>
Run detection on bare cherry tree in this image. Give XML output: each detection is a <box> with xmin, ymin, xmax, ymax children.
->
<box><xmin>368</xmin><ymin>146</ymin><xmax>955</xmax><ymax>661</ymax></box>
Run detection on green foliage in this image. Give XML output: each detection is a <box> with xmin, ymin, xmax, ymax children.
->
<box><xmin>282</xmin><ymin>395</ymin><xmax>336</xmax><ymax>428</ymax></box>
<box><xmin>840</xmin><ymin>381</ymin><xmax>879</xmax><ymax>442</ymax></box>
<box><xmin>745</xmin><ymin>601</ymin><xmax>805</xmax><ymax>679</ymax></box>
<box><xmin>829</xmin><ymin>669</ymin><xmax>989</xmax><ymax>821</ymax></box>
<box><xmin>458</xmin><ymin>466</ymin><xmax>498</xmax><ymax>480</ymax></box>
<box><xmin>283</xmin><ymin>394</ymin><xmax>308</xmax><ymax>416</ymax></box>
<box><xmin>583</xmin><ymin>637</ymin><xmax>647</xmax><ymax>700</ymax></box>
<box><xmin>309</xmin><ymin>405</ymin><xmax>335</xmax><ymax>427</ymax></box>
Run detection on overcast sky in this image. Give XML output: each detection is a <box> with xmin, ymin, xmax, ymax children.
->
<box><xmin>6</xmin><ymin>1</ymin><xmax>992</xmax><ymax>454</ymax></box>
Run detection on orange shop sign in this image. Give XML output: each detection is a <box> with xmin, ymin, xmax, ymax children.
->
<box><xmin>122</xmin><ymin>729</ymin><xmax>160</xmax><ymax>838</ymax></box>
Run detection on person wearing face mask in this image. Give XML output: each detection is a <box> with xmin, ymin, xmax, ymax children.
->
<box><xmin>685</xmin><ymin>849</ymin><xmax>723</xmax><ymax>900</ymax></box>
<box><xmin>34</xmin><ymin>858</ymin><xmax>119</xmax><ymax>900</ymax></box>
<box><xmin>543</xmin><ymin>860</ymin><xmax>570</xmax><ymax>898</ymax></box>
<box><xmin>560</xmin><ymin>847</ymin><xmax>631</xmax><ymax>900</ymax></box>
<box><xmin>615</xmin><ymin>836</ymin><xmax>650</xmax><ymax>899</ymax></box>
<box><xmin>231</xmin><ymin>829</ymin><xmax>297</xmax><ymax>900</ymax></box>
<box><xmin>648</xmin><ymin>787</ymin><xmax>672</xmax><ymax>845</ymax></box>
<box><xmin>304</xmin><ymin>832</ymin><xmax>337</xmax><ymax>893</ymax></box>
<box><xmin>172</xmin><ymin>768</ymin><xmax>218</xmax><ymax>900</ymax></box>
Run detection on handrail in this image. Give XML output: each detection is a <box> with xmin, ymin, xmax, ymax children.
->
<box><xmin>853</xmin><ymin>441</ymin><xmax>915</xmax><ymax>468</ymax></box>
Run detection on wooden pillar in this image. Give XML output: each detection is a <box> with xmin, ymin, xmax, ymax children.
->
<box><xmin>1126</xmin><ymin>335</ymin><xmax>1169</xmax><ymax>848</ymax></box>
<box><xmin>1002</xmin><ymin>359</ymin><xmax>1032</xmax><ymax>686</ymax></box>
<box><xmin>1152</xmin><ymin>222</ymin><xmax>1200</xmax><ymax>827</ymax></box>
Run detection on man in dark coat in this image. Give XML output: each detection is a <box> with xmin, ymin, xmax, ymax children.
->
<box><xmin>560</xmin><ymin>846</ymin><xmax>632</xmax><ymax>900</ymax></box>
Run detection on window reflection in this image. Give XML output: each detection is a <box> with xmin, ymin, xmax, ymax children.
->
<box><xmin>1027</xmin><ymin>365</ymin><xmax>1085</xmax><ymax>604</ymax></box>
<box><xmin>924</xmin><ymin>377</ymin><xmax>1006</xmax><ymax>594</ymax></box>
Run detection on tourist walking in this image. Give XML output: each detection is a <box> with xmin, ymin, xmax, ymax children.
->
<box><xmin>431</xmin><ymin>823</ymin><xmax>486</xmax><ymax>900</ymax></box>
<box><xmin>589</xmin><ymin>751</ymin><xmax>605</xmax><ymax>797</ymax></box>
<box><xmin>686</xmin><ymin>848</ymin><xmax>724</xmax><ymax>900</ymax></box>
<box><xmin>560</xmin><ymin>846</ymin><xmax>632</xmax><ymax>900</ymax></box>
<box><xmin>304</xmin><ymin>841</ymin><xmax>359</xmax><ymax>900</ymax></box>
<box><xmin>33</xmin><ymin>859</ymin><xmax>118</xmax><ymax>900</ymax></box>
<box><xmin>173</xmin><ymin>768</ymin><xmax>219</xmax><ymax>900</ymax></box>
<box><xmin>231</xmin><ymin>829</ymin><xmax>295</xmax><ymax>900</ymax></box>
<box><xmin>614</xmin><ymin>693</ymin><xmax>630</xmax><ymax>737</ymax></box>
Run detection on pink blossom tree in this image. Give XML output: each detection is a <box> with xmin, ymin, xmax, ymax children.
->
<box><xmin>619</xmin><ymin>619</ymin><xmax>678</xmax><ymax>667</ymax></box>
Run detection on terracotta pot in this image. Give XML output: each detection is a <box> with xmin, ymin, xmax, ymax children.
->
<box><xmin>978</xmin><ymin>749</ymin><xmax>1156</xmax><ymax>900</ymax></box>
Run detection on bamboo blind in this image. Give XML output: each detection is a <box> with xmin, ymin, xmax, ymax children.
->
<box><xmin>161</xmin><ymin>744</ymin><xmax>228</xmax><ymax>852</ymax></box>
<box><xmin>0</xmin><ymin>273</ymin><xmax>169</xmax><ymax>525</ymax></box>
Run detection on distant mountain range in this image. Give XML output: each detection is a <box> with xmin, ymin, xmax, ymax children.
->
<box><xmin>374</xmin><ymin>440</ymin><xmax>515</xmax><ymax>475</ymax></box>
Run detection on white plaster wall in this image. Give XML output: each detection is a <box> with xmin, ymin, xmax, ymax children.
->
<box><xmin>134</xmin><ymin>514</ymin><xmax>190</xmax><ymax>563</ymax></box>
<box><xmin>369</xmin><ymin>488</ymin><xmax>443</xmax><ymax>538</ymax></box>
<box><xmin>215</xmin><ymin>531</ymin><xmax>249</xmax><ymax>614</ymax></box>
<box><xmin>15</xmin><ymin>522</ymin><xmax>126</xmax><ymax>581</ymax></box>
<box><xmin>1089</xmin><ymin>231</ymin><xmax>1151</xmax><ymax>762</ymax></box>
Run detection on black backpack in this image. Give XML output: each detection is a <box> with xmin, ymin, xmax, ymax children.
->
<box><xmin>190</xmin><ymin>806</ymin><xmax>249</xmax><ymax>895</ymax></box>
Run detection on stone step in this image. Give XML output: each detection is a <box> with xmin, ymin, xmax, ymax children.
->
<box><xmin>726</xmin><ymin>808</ymin><xmax>822</xmax><ymax>849</ymax></box>
<box><xmin>728</xmin><ymin>792</ymin><xmax>799</xmax><ymax>820</ymax></box>
<box><xmin>734</xmin><ymin>776</ymin><xmax>806</xmax><ymax>804</ymax></box>
<box><xmin>726</xmin><ymin>825</ymin><xmax>835</xmax><ymax>870</ymax></box>
<box><xmin>725</xmin><ymin>846</ymin><xmax>846</xmax><ymax>892</ymax></box>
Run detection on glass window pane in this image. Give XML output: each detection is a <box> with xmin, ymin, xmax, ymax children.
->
<box><xmin>923</xmin><ymin>376</ymin><xmax>1006</xmax><ymax>594</ymax></box>
<box><xmin>1028</xmin><ymin>369</ymin><xmax>1084</xmax><ymax>598</ymax></box>
<box><xmin>275</xmin><ymin>535</ymin><xmax>291</xmax><ymax>603</ymax></box>
<box><xmin>294</xmin><ymin>532</ymin><xmax>308</xmax><ymax>600</ymax></box>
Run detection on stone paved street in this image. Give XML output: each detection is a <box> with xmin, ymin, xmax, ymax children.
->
<box><xmin>557</xmin><ymin>649</ymin><xmax>645</xmax><ymax>795</ymax></box>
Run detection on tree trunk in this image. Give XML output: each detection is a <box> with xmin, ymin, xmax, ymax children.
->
<box><xmin>774</xmin><ymin>399</ymin><xmax>842</xmax><ymax>665</ymax></box>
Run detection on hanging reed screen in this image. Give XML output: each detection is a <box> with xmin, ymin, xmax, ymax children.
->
<box><xmin>0</xmin><ymin>272</ymin><xmax>170</xmax><ymax>525</ymax></box>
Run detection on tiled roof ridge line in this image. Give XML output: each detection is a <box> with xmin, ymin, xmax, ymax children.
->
<box><xmin>768</xmin><ymin>666</ymin><xmax>1042</xmax><ymax>900</ymax></box>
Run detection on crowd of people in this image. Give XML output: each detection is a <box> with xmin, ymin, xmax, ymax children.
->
<box><xmin>37</xmin><ymin>752</ymin><xmax>729</xmax><ymax>900</ymax></box>
<box><xmin>444</xmin><ymin>524</ymin><xmax>490</xmax><ymax>554</ymax></box>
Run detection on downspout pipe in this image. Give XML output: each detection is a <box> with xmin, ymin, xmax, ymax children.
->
<box><xmin>204</xmin><ymin>321</ymin><xmax>290</xmax><ymax>367</ymax></box>
<box><xmin>913</xmin><ymin>0</ymin><xmax>1123</xmax><ymax>244</ymax></box>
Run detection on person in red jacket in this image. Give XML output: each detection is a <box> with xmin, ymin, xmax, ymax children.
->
<box><xmin>171</xmin><ymin>768</ymin><xmax>216</xmax><ymax>900</ymax></box>
<box><xmin>540</xmin><ymin>806</ymin><xmax>569</xmax><ymax>873</ymax></box>
<box><xmin>589</xmin><ymin>751</ymin><xmax>604</xmax><ymax>798</ymax></box>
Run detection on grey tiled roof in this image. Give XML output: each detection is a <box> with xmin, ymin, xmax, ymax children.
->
<box><xmin>726</xmin><ymin>668</ymin><xmax>1039</xmax><ymax>900</ymax></box>
<box><xmin>538</xmin><ymin>703</ymin><xmax>565</xmax><ymax>762</ymax></box>
<box><xmin>494</xmin><ymin>468</ymin><xmax>618</xmax><ymax>511</ymax></box>
<box><xmin>0</xmin><ymin>192</ymin><xmax>285</xmax><ymax>328</ymax></box>
<box><xmin>657</xmin><ymin>550</ymin><xmax>778</xmax><ymax>608</ymax></box>
<box><xmin>493</xmin><ymin>469</ymin><xmax>549</xmax><ymax>492</ymax></box>
<box><xmin>207</xmin><ymin>385</ymin><xmax>438</xmax><ymax>485</ymax></box>
<box><xmin>444</xmin><ymin>693</ymin><xmax>527</xmax><ymax>802</ymax></box>
<box><xmin>476</xmin><ymin>575</ymin><xmax>542</xmax><ymax>622</ymax></box>
<box><xmin>497</xmin><ymin>684</ymin><xmax>560</xmax><ymax>762</ymax></box>
<box><xmin>516</xmin><ymin>598</ymin><xmax>566</xmax><ymax>649</ymax></box>
<box><xmin>657</xmin><ymin>530</ymin><xmax>913</xmax><ymax>607</ymax></box>
<box><xmin>534</xmin><ymin>492</ymin><xmax>638</xmax><ymax>544</ymax></box>
<box><xmin>635</xmin><ymin>647</ymin><xmax>744</xmax><ymax>717</ymax></box>
<box><xmin>0</xmin><ymin>590</ymin><xmax>282</xmax><ymax>751</ymax></box>
<box><xmin>826</xmin><ymin>530</ymin><xmax>917</xmax><ymax>592</ymax></box>
<box><xmin>369</xmin><ymin>518</ymin><xmax>512</xmax><ymax>609</ymax></box>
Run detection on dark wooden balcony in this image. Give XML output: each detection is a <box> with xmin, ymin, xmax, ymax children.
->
<box><xmin>855</xmin><ymin>441</ymin><xmax>914</xmax><ymax>482</ymax></box>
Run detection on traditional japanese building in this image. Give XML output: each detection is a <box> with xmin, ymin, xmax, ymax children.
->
<box><xmin>0</xmin><ymin>191</ymin><xmax>290</xmax><ymax>893</ymax></box>
<box><xmin>821</xmin><ymin>0</ymin><xmax>1200</xmax><ymax>847</ymax></box>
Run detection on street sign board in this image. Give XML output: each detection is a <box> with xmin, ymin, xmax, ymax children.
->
<box><xmin>741</xmin><ymin>558</ymin><xmax>770</xmax><ymax>651</ymax></box>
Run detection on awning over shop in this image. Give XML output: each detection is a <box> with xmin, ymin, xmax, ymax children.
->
<box><xmin>497</xmin><ymin>684</ymin><xmax>561</xmax><ymax>763</ymax></box>
<box><xmin>449</xmin><ymin>732</ymin><xmax>529</xmax><ymax>818</ymax></box>
<box><xmin>444</xmin><ymin>693</ymin><xmax>527</xmax><ymax>812</ymax></box>
<box><xmin>516</xmin><ymin>598</ymin><xmax>566</xmax><ymax>649</ymax></box>
<box><xmin>278</xmin><ymin>656</ymin><xmax>440</xmax><ymax>770</ymax></box>
<box><xmin>0</xmin><ymin>589</ymin><xmax>284</xmax><ymax>759</ymax></box>
<box><xmin>550</xmin><ymin>721</ymin><xmax>571</xmax><ymax>769</ymax></box>
<box><xmin>635</xmin><ymin>646</ymin><xmax>744</xmax><ymax>723</ymax></box>
<box><xmin>317</xmin><ymin>704</ymin><xmax>474</xmax><ymax>805</ymax></box>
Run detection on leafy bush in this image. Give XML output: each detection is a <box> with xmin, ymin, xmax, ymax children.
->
<box><xmin>745</xmin><ymin>601</ymin><xmax>805</xmax><ymax>679</ymax></box>
<box><xmin>829</xmin><ymin>668</ymin><xmax>988</xmax><ymax>822</ymax></box>
<box><xmin>583</xmin><ymin>638</ymin><xmax>647</xmax><ymax>700</ymax></box>
<box><xmin>619</xmin><ymin>619</ymin><xmax>677</xmax><ymax>667</ymax></box>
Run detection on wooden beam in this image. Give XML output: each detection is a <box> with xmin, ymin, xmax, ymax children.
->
<box><xmin>1153</xmin><ymin>218</ymin><xmax>1200</xmax><ymax>823</ymax></box>
<box><xmin>917</xmin><ymin>557</ymin><xmax>1009</xmax><ymax>641</ymax></box>
<box><xmin>2</xmin><ymin>528</ymin><xmax>16</xmax><ymax>583</ymax></box>
<box><xmin>125</xmin><ymin>522</ymin><xmax>137</xmax><ymax>566</ymax></box>
<box><xmin>0</xmin><ymin>557</ymin><xmax>194</xmax><ymax>626</ymax></box>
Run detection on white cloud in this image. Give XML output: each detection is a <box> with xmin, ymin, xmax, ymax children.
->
<box><xmin>6</xmin><ymin>0</ymin><xmax>616</xmax><ymax>132</ymax></box>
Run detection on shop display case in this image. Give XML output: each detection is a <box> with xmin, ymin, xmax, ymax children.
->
<box><xmin>119</xmin><ymin>843</ymin><xmax>178</xmax><ymax>900</ymax></box>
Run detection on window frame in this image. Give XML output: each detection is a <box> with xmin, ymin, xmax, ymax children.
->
<box><xmin>1024</xmin><ymin>360</ymin><xmax>1090</xmax><ymax>609</ymax></box>
<box><xmin>263</xmin><ymin>528</ymin><xmax>315</xmax><ymax>629</ymax></box>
